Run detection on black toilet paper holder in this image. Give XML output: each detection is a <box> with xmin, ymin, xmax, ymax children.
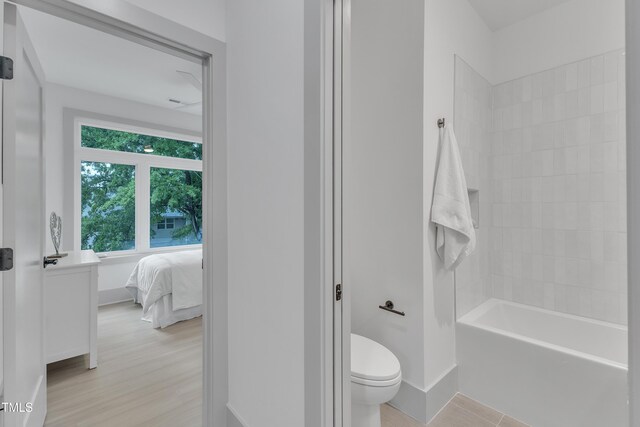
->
<box><xmin>379</xmin><ymin>300</ymin><xmax>405</xmax><ymax>316</ymax></box>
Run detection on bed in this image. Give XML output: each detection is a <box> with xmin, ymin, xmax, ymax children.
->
<box><xmin>125</xmin><ymin>249</ymin><xmax>203</xmax><ymax>328</ymax></box>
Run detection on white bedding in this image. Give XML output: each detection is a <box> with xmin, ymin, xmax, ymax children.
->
<box><xmin>126</xmin><ymin>249</ymin><xmax>203</xmax><ymax>326</ymax></box>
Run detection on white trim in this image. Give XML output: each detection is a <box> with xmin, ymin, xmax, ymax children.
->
<box><xmin>386</xmin><ymin>366</ymin><xmax>458</xmax><ymax>424</ymax></box>
<box><xmin>5</xmin><ymin>1</ymin><xmax>228</xmax><ymax>426</ymax></box>
<box><xmin>627</xmin><ymin>1</ymin><xmax>638</xmax><ymax>424</ymax></box>
<box><xmin>333</xmin><ymin>0</ymin><xmax>352</xmax><ymax>425</ymax></box>
<box><xmin>76</xmin><ymin>116</ymin><xmax>203</xmax><ymax>144</ymax></box>
<box><xmin>73</xmin><ymin>115</ymin><xmax>203</xmax><ymax>256</ymax></box>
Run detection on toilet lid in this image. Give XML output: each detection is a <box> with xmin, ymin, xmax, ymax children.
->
<box><xmin>351</xmin><ymin>334</ymin><xmax>401</xmax><ymax>382</ymax></box>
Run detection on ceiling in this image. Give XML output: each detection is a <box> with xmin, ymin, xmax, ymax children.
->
<box><xmin>467</xmin><ymin>0</ymin><xmax>573</xmax><ymax>31</ymax></box>
<box><xmin>20</xmin><ymin>7</ymin><xmax>203</xmax><ymax>115</ymax></box>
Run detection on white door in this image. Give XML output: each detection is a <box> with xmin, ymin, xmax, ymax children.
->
<box><xmin>2</xmin><ymin>3</ymin><xmax>47</xmax><ymax>426</ymax></box>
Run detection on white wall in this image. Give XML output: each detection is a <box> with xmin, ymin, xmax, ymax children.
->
<box><xmin>423</xmin><ymin>0</ymin><xmax>493</xmax><ymax>391</ymax></box>
<box><xmin>348</xmin><ymin>0</ymin><xmax>426</xmax><ymax>390</ymax></box>
<box><xmin>492</xmin><ymin>0</ymin><xmax>625</xmax><ymax>84</ymax></box>
<box><xmin>44</xmin><ymin>83</ymin><xmax>201</xmax><ymax>291</ymax></box>
<box><xmin>226</xmin><ymin>1</ymin><xmax>305</xmax><ymax>426</ymax></box>
<box><xmin>124</xmin><ymin>0</ymin><xmax>226</xmax><ymax>42</ymax></box>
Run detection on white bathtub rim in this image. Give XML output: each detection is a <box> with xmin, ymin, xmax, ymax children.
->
<box><xmin>458</xmin><ymin>298</ymin><xmax>628</xmax><ymax>371</ymax></box>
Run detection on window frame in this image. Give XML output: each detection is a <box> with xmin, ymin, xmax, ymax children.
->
<box><xmin>75</xmin><ymin>117</ymin><xmax>203</xmax><ymax>256</ymax></box>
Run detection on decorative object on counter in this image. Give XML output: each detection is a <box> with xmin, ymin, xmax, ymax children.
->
<box><xmin>49</xmin><ymin>212</ymin><xmax>67</xmax><ymax>258</ymax></box>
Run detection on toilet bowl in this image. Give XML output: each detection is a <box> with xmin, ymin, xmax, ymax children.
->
<box><xmin>351</xmin><ymin>334</ymin><xmax>402</xmax><ymax>427</ymax></box>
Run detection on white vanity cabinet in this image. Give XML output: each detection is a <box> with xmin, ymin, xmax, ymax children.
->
<box><xmin>44</xmin><ymin>250</ymin><xmax>100</xmax><ymax>368</ymax></box>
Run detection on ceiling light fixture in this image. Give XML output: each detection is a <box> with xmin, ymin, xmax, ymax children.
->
<box><xmin>144</xmin><ymin>145</ymin><xmax>154</xmax><ymax>153</ymax></box>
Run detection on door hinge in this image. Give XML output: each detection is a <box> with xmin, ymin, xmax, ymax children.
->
<box><xmin>335</xmin><ymin>283</ymin><xmax>342</xmax><ymax>301</ymax></box>
<box><xmin>0</xmin><ymin>56</ymin><xmax>13</xmax><ymax>80</ymax></box>
<box><xmin>0</xmin><ymin>248</ymin><xmax>13</xmax><ymax>271</ymax></box>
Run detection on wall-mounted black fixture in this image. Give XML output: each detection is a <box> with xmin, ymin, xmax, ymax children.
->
<box><xmin>379</xmin><ymin>300</ymin><xmax>405</xmax><ymax>316</ymax></box>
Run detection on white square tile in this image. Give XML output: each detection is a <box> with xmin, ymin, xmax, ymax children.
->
<box><xmin>603</xmin><ymin>172</ymin><xmax>619</xmax><ymax>202</ymax></box>
<box><xmin>566</xmin><ymin>62</ymin><xmax>578</xmax><ymax>91</ymax></box>
<box><xmin>565</xmin><ymin>230</ymin><xmax>578</xmax><ymax>255</ymax></box>
<box><xmin>577</xmin><ymin>116</ymin><xmax>590</xmax><ymax>145</ymax></box>
<box><xmin>590</xmin><ymin>55</ymin><xmax>604</xmax><ymax>85</ymax></box>
<box><xmin>565</xmin><ymin>174</ymin><xmax>578</xmax><ymax>202</ymax></box>
<box><xmin>542</xmin><ymin>203</ymin><xmax>554</xmax><ymax>228</ymax></box>
<box><xmin>604</xmin><ymin>81</ymin><xmax>618</xmax><ymax>112</ymax></box>
<box><xmin>554</xmin><ymin>93</ymin><xmax>566</xmax><ymax>121</ymax></box>
<box><xmin>543</xmin><ymin>256</ymin><xmax>556</xmax><ymax>281</ymax></box>
<box><xmin>543</xmin><ymin>282</ymin><xmax>555</xmax><ymax>309</ymax></box>
<box><xmin>565</xmin><ymin>147</ymin><xmax>578</xmax><ymax>175</ymax></box>
<box><xmin>554</xmin><ymin>175</ymin><xmax>566</xmax><ymax>203</ymax></box>
<box><xmin>576</xmin><ymin>146</ymin><xmax>590</xmax><ymax>174</ymax></box>
<box><xmin>565</xmin><ymin>90</ymin><xmax>579</xmax><ymax>118</ymax></box>
<box><xmin>554</xmin><ymin>230</ymin><xmax>566</xmax><ymax>256</ymax></box>
<box><xmin>577</xmin><ymin>175</ymin><xmax>591</xmax><ymax>202</ymax></box>
<box><xmin>543</xmin><ymin>96</ymin><xmax>555</xmax><ymax>123</ymax></box>
<box><xmin>603</xmin><ymin>202</ymin><xmax>619</xmax><ymax>232</ymax></box>
<box><xmin>590</xmin><ymin>84</ymin><xmax>604</xmax><ymax>115</ymax></box>
<box><xmin>590</xmin><ymin>261</ymin><xmax>605</xmax><ymax>289</ymax></box>
<box><xmin>565</xmin><ymin>202</ymin><xmax>578</xmax><ymax>230</ymax></box>
<box><xmin>603</xmin><ymin>142</ymin><xmax>619</xmax><ymax>172</ymax></box>
<box><xmin>577</xmin><ymin>88</ymin><xmax>590</xmax><ymax>116</ymax></box>
<box><xmin>577</xmin><ymin>231</ymin><xmax>591</xmax><ymax>259</ymax></box>
<box><xmin>590</xmin><ymin>143</ymin><xmax>604</xmax><ymax>172</ymax></box>
<box><xmin>532</xmin><ymin>203</ymin><xmax>543</xmax><ymax>229</ymax></box>
<box><xmin>542</xmin><ymin>70</ymin><xmax>555</xmax><ymax>97</ymax></box>
<box><xmin>603</xmin><ymin>111</ymin><xmax>619</xmax><ymax>142</ymax></box>
<box><xmin>541</xmin><ymin>150</ymin><xmax>554</xmax><ymax>176</ymax></box>
<box><xmin>590</xmin><ymin>202</ymin><xmax>604</xmax><ymax>231</ymax></box>
<box><xmin>532</xmin><ymin>72</ymin><xmax>544</xmax><ymax>99</ymax></box>
<box><xmin>532</xmin><ymin>98</ymin><xmax>543</xmax><ymax>125</ymax></box>
<box><xmin>522</xmin><ymin>75</ymin><xmax>533</xmax><ymax>102</ymax></box>
<box><xmin>554</xmin><ymin>148</ymin><xmax>566</xmax><ymax>175</ymax></box>
<box><xmin>577</xmin><ymin>201</ymin><xmax>591</xmax><ymax>229</ymax></box>
<box><xmin>565</xmin><ymin>258</ymin><xmax>579</xmax><ymax>285</ymax></box>
<box><xmin>604</xmin><ymin>51</ymin><xmax>619</xmax><ymax>83</ymax></box>
<box><xmin>578</xmin><ymin>259</ymin><xmax>593</xmax><ymax>286</ymax></box>
<box><xmin>604</xmin><ymin>232</ymin><xmax>620</xmax><ymax>262</ymax></box>
<box><xmin>578</xmin><ymin>59</ymin><xmax>591</xmax><ymax>89</ymax></box>
<box><xmin>591</xmin><ymin>231</ymin><xmax>605</xmax><ymax>261</ymax></box>
<box><xmin>590</xmin><ymin>173</ymin><xmax>604</xmax><ymax>201</ymax></box>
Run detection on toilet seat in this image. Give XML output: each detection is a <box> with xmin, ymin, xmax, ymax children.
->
<box><xmin>351</xmin><ymin>334</ymin><xmax>401</xmax><ymax>386</ymax></box>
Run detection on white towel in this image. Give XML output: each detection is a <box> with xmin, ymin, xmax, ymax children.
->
<box><xmin>431</xmin><ymin>127</ymin><xmax>476</xmax><ymax>269</ymax></box>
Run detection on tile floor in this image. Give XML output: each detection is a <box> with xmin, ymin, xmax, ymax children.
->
<box><xmin>381</xmin><ymin>393</ymin><xmax>529</xmax><ymax>427</ymax></box>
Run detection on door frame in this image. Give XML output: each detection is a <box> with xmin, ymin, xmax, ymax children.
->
<box><xmin>1</xmin><ymin>1</ymin><xmax>228</xmax><ymax>425</ymax></box>
<box><xmin>329</xmin><ymin>0</ymin><xmax>351</xmax><ymax>425</ymax></box>
<box><xmin>628</xmin><ymin>1</ymin><xmax>640</xmax><ymax>425</ymax></box>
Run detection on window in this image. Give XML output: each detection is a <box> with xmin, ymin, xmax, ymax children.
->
<box><xmin>81</xmin><ymin>125</ymin><xmax>202</xmax><ymax>160</ymax></box>
<box><xmin>78</xmin><ymin>122</ymin><xmax>202</xmax><ymax>254</ymax></box>
<box><xmin>150</xmin><ymin>167</ymin><xmax>202</xmax><ymax>248</ymax></box>
<box><xmin>81</xmin><ymin>162</ymin><xmax>136</xmax><ymax>252</ymax></box>
<box><xmin>156</xmin><ymin>218</ymin><xmax>175</xmax><ymax>230</ymax></box>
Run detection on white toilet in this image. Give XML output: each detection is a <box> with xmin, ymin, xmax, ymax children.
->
<box><xmin>351</xmin><ymin>334</ymin><xmax>402</xmax><ymax>427</ymax></box>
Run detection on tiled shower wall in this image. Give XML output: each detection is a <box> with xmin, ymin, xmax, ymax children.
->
<box><xmin>454</xmin><ymin>50</ymin><xmax>627</xmax><ymax>324</ymax></box>
<box><xmin>453</xmin><ymin>57</ymin><xmax>493</xmax><ymax>317</ymax></box>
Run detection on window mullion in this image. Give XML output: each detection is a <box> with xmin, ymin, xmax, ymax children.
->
<box><xmin>137</xmin><ymin>162</ymin><xmax>151</xmax><ymax>252</ymax></box>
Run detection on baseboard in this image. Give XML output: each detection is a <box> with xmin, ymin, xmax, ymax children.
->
<box><xmin>227</xmin><ymin>404</ymin><xmax>249</xmax><ymax>427</ymax></box>
<box><xmin>389</xmin><ymin>365</ymin><xmax>458</xmax><ymax>424</ymax></box>
<box><xmin>98</xmin><ymin>288</ymin><xmax>133</xmax><ymax>306</ymax></box>
<box><xmin>424</xmin><ymin>365</ymin><xmax>458</xmax><ymax>423</ymax></box>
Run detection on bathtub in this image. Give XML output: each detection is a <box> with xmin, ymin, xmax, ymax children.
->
<box><xmin>457</xmin><ymin>299</ymin><xmax>628</xmax><ymax>427</ymax></box>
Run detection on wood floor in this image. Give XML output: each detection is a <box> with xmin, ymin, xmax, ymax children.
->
<box><xmin>382</xmin><ymin>394</ymin><xmax>529</xmax><ymax>427</ymax></box>
<box><xmin>45</xmin><ymin>302</ymin><xmax>202</xmax><ymax>427</ymax></box>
